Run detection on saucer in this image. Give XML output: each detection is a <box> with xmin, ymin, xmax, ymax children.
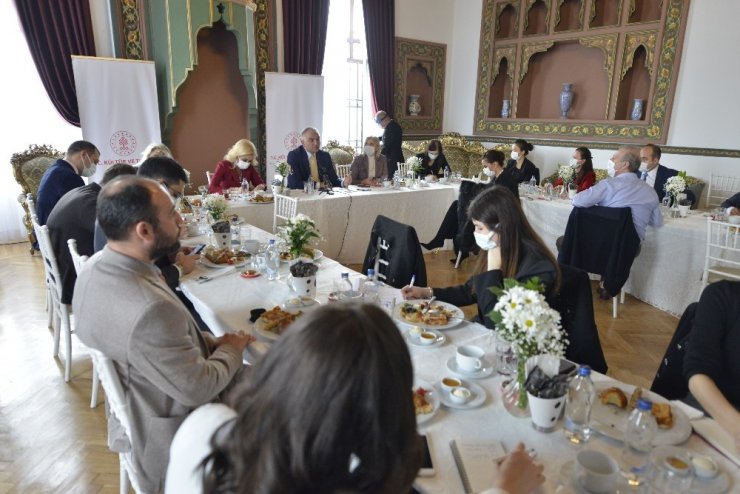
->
<box><xmin>446</xmin><ymin>356</ymin><xmax>494</xmax><ymax>379</ymax></box>
<box><xmin>558</xmin><ymin>460</ymin><xmax>628</xmax><ymax>494</ymax></box>
<box><xmin>436</xmin><ymin>381</ymin><xmax>486</xmax><ymax>410</ymax></box>
<box><xmin>405</xmin><ymin>329</ymin><xmax>446</xmax><ymax>349</ymax></box>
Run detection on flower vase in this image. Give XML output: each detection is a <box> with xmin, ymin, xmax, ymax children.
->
<box><xmin>408</xmin><ymin>94</ymin><xmax>421</xmax><ymax>116</ymax></box>
<box><xmin>559</xmin><ymin>83</ymin><xmax>574</xmax><ymax>119</ymax></box>
<box><xmin>631</xmin><ymin>99</ymin><xmax>644</xmax><ymax>121</ymax></box>
<box><xmin>501</xmin><ymin>99</ymin><xmax>511</xmax><ymax>118</ymax></box>
<box><xmin>502</xmin><ymin>357</ymin><xmax>530</xmax><ymax>417</ymax></box>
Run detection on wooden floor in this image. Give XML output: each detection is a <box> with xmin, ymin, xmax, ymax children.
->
<box><xmin>0</xmin><ymin>243</ymin><xmax>679</xmax><ymax>493</ymax></box>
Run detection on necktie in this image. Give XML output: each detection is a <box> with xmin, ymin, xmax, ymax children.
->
<box><xmin>309</xmin><ymin>154</ymin><xmax>319</xmax><ymax>182</ymax></box>
<box><xmin>641</xmin><ymin>171</ymin><xmax>648</xmax><ymax>181</ymax></box>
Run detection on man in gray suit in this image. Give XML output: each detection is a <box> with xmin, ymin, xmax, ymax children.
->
<box><xmin>73</xmin><ymin>176</ymin><xmax>254</xmax><ymax>492</ymax></box>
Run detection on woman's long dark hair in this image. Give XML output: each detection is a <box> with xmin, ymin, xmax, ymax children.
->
<box><xmin>201</xmin><ymin>304</ymin><xmax>422</xmax><ymax>493</ymax></box>
<box><xmin>575</xmin><ymin>146</ymin><xmax>594</xmax><ymax>184</ymax></box>
<box><xmin>468</xmin><ymin>186</ymin><xmax>560</xmax><ymax>290</ymax></box>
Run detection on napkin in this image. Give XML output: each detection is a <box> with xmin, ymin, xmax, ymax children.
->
<box><xmin>691</xmin><ymin>417</ymin><xmax>740</xmax><ymax>467</ymax></box>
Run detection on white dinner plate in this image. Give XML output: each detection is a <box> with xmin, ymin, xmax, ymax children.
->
<box><xmin>279</xmin><ymin>249</ymin><xmax>323</xmax><ymax>263</ymax></box>
<box><xmin>436</xmin><ymin>381</ymin><xmax>487</xmax><ymax>410</ymax></box>
<box><xmin>446</xmin><ymin>356</ymin><xmax>494</xmax><ymax>379</ymax></box>
<box><xmin>557</xmin><ymin>460</ymin><xmax>630</xmax><ymax>493</ymax></box>
<box><xmin>248</xmin><ymin>194</ymin><xmax>274</xmax><ymax>204</ymax></box>
<box><xmin>224</xmin><ymin>215</ymin><xmax>246</xmax><ymax>224</ymax></box>
<box><xmin>393</xmin><ymin>299</ymin><xmax>464</xmax><ymax>330</ymax></box>
<box><xmin>404</xmin><ymin>328</ymin><xmax>446</xmax><ymax>349</ymax></box>
<box><xmin>414</xmin><ymin>379</ymin><xmax>440</xmax><ymax>426</ymax></box>
<box><xmin>200</xmin><ymin>256</ymin><xmax>249</xmax><ymax>269</ymax></box>
<box><xmin>253</xmin><ymin>308</ymin><xmax>303</xmax><ymax>342</ymax></box>
<box><xmin>591</xmin><ymin>383</ymin><xmax>692</xmax><ymax>446</ymax></box>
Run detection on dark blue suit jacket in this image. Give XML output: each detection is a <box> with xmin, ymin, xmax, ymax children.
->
<box><xmin>36</xmin><ymin>159</ymin><xmax>84</xmax><ymax>225</ymax></box>
<box><xmin>653</xmin><ymin>164</ymin><xmax>695</xmax><ymax>204</ymax></box>
<box><xmin>286</xmin><ymin>146</ymin><xmax>341</xmax><ymax>189</ymax></box>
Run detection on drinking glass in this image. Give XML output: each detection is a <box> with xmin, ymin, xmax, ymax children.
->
<box><xmin>494</xmin><ymin>332</ymin><xmax>516</xmax><ymax>375</ymax></box>
<box><xmin>568</xmin><ymin>183</ymin><xmax>578</xmax><ymax>199</ymax></box>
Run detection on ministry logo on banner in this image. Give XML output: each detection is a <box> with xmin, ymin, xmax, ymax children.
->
<box><xmin>110</xmin><ymin>130</ymin><xmax>138</xmax><ymax>157</ymax></box>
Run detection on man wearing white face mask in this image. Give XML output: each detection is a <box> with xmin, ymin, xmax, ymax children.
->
<box><xmin>208</xmin><ymin>139</ymin><xmax>266</xmax><ymax>193</ymax></box>
<box><xmin>639</xmin><ymin>143</ymin><xmax>694</xmax><ymax>204</ymax></box>
<box><xmin>571</xmin><ymin>147</ymin><xmax>662</xmax><ymax>242</ymax></box>
<box><xmin>36</xmin><ymin>140</ymin><xmax>99</xmax><ymax>225</ymax></box>
<box><xmin>350</xmin><ymin>136</ymin><xmax>388</xmax><ymax>185</ymax></box>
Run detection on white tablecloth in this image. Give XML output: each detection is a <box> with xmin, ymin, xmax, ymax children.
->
<box><xmin>520</xmin><ymin>198</ymin><xmax>710</xmax><ymax>316</ymax></box>
<box><xmin>180</xmin><ymin>227</ymin><xmax>736</xmax><ymax>493</ymax></box>
<box><xmin>220</xmin><ymin>183</ymin><xmax>459</xmax><ymax>264</ymax></box>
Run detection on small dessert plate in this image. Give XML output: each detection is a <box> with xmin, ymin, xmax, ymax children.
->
<box><xmin>446</xmin><ymin>356</ymin><xmax>494</xmax><ymax>379</ymax></box>
<box><xmin>405</xmin><ymin>328</ymin><xmax>446</xmax><ymax>349</ymax></box>
<box><xmin>240</xmin><ymin>269</ymin><xmax>261</xmax><ymax>279</ymax></box>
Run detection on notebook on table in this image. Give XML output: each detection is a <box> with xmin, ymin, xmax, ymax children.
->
<box><xmin>449</xmin><ymin>439</ymin><xmax>507</xmax><ymax>494</ymax></box>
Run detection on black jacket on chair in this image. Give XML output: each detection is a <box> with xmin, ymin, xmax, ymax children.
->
<box><xmin>547</xmin><ymin>264</ymin><xmax>608</xmax><ymax>373</ymax></box>
<box><xmin>362</xmin><ymin>215</ymin><xmax>426</xmax><ymax>289</ymax></box>
<box><xmin>650</xmin><ymin>302</ymin><xmax>697</xmax><ymax>400</ymax></box>
<box><xmin>557</xmin><ymin>206</ymin><xmax>640</xmax><ymax>297</ymax></box>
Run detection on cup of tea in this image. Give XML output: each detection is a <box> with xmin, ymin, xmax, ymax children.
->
<box><xmin>456</xmin><ymin>345</ymin><xmax>485</xmax><ymax>373</ymax></box>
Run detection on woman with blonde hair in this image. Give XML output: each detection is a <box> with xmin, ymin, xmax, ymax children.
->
<box><xmin>137</xmin><ymin>143</ymin><xmax>173</xmax><ymax>166</ymax></box>
<box><xmin>349</xmin><ymin>136</ymin><xmax>388</xmax><ymax>185</ymax></box>
<box><xmin>208</xmin><ymin>139</ymin><xmax>265</xmax><ymax>193</ymax></box>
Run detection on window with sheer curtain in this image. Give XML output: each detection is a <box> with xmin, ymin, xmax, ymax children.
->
<box><xmin>1</xmin><ymin>4</ymin><xmax>82</xmax><ymax>244</ymax></box>
<box><xmin>321</xmin><ymin>0</ymin><xmax>377</xmax><ymax>152</ymax></box>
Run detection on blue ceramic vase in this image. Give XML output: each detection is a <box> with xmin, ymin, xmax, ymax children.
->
<box><xmin>560</xmin><ymin>83</ymin><xmax>574</xmax><ymax>118</ymax></box>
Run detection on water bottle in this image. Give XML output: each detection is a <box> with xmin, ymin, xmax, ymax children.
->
<box><xmin>230</xmin><ymin>217</ymin><xmax>241</xmax><ymax>248</ymax></box>
<box><xmin>545</xmin><ymin>181</ymin><xmax>554</xmax><ymax>201</ymax></box>
<box><xmin>621</xmin><ymin>398</ymin><xmax>656</xmax><ymax>487</ymax></box>
<box><xmin>443</xmin><ymin>167</ymin><xmax>450</xmax><ymax>180</ymax></box>
<box><xmin>338</xmin><ymin>272</ymin><xmax>359</xmax><ymax>300</ymax></box>
<box><xmin>361</xmin><ymin>269</ymin><xmax>381</xmax><ymax>305</ymax></box>
<box><xmin>264</xmin><ymin>239</ymin><xmax>280</xmax><ymax>280</ymax></box>
<box><xmin>564</xmin><ymin>366</ymin><xmax>595</xmax><ymax>444</ymax></box>
<box><xmin>529</xmin><ymin>175</ymin><xmax>537</xmax><ymax>197</ymax></box>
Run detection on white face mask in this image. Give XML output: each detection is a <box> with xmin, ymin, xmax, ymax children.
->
<box><xmin>607</xmin><ymin>159</ymin><xmax>616</xmax><ymax>177</ymax></box>
<box><xmin>482</xmin><ymin>167</ymin><xmax>494</xmax><ymax>177</ymax></box>
<box><xmin>639</xmin><ymin>162</ymin><xmax>648</xmax><ymax>172</ymax></box>
<box><xmin>81</xmin><ymin>155</ymin><xmax>97</xmax><ymax>177</ymax></box>
<box><xmin>569</xmin><ymin>158</ymin><xmax>580</xmax><ymax>168</ymax></box>
<box><xmin>237</xmin><ymin>159</ymin><xmax>251</xmax><ymax>170</ymax></box>
<box><xmin>428</xmin><ymin>152</ymin><xmax>439</xmax><ymax>160</ymax></box>
<box><xmin>474</xmin><ymin>231</ymin><xmax>497</xmax><ymax>251</ymax></box>
<box><xmin>510</xmin><ymin>151</ymin><xmax>519</xmax><ymax>160</ymax></box>
<box><xmin>364</xmin><ymin>145</ymin><xmax>375</xmax><ymax>157</ymax></box>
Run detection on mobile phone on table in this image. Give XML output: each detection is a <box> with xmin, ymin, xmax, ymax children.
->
<box><xmin>191</xmin><ymin>243</ymin><xmax>206</xmax><ymax>255</ymax></box>
<box><xmin>418</xmin><ymin>434</ymin><xmax>435</xmax><ymax>477</ymax></box>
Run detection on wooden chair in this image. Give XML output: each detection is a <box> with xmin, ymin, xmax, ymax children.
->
<box><xmin>700</xmin><ymin>219</ymin><xmax>740</xmax><ymax>296</ymax></box>
<box><xmin>68</xmin><ymin>238</ymin><xmax>99</xmax><ymax>408</ymax></box>
<box><xmin>272</xmin><ymin>194</ymin><xmax>298</xmax><ymax>233</ymax></box>
<box><xmin>11</xmin><ymin>144</ymin><xmax>64</xmax><ymax>253</ymax></box>
<box><xmin>336</xmin><ymin>164</ymin><xmax>351</xmax><ymax>180</ymax></box>
<box><xmin>27</xmin><ymin>194</ymin><xmax>55</xmax><ymax>331</ymax></box>
<box><xmin>89</xmin><ymin>348</ymin><xmax>148</xmax><ymax>493</ymax></box>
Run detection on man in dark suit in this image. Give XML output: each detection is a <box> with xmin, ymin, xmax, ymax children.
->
<box><xmin>286</xmin><ymin>127</ymin><xmax>350</xmax><ymax>189</ymax></box>
<box><xmin>47</xmin><ymin>163</ymin><xmax>136</xmax><ymax>304</ymax></box>
<box><xmin>639</xmin><ymin>144</ymin><xmax>694</xmax><ymax>204</ymax></box>
<box><xmin>375</xmin><ymin>110</ymin><xmax>404</xmax><ymax>179</ymax></box>
<box><xmin>36</xmin><ymin>140</ymin><xmax>99</xmax><ymax>225</ymax></box>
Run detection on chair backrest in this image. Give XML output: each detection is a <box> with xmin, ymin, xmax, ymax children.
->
<box><xmin>396</xmin><ymin>162</ymin><xmax>409</xmax><ymax>178</ymax></box>
<box><xmin>67</xmin><ymin>238</ymin><xmax>89</xmax><ymax>275</ymax></box>
<box><xmin>701</xmin><ymin>219</ymin><xmax>740</xmax><ymax>293</ymax></box>
<box><xmin>323</xmin><ymin>140</ymin><xmax>356</xmax><ymax>166</ymax></box>
<box><xmin>12</xmin><ymin>145</ymin><xmax>64</xmax><ymax>248</ymax></box>
<box><xmin>706</xmin><ymin>173</ymin><xmax>740</xmax><ymax>208</ymax></box>
<box><xmin>31</xmin><ymin>213</ymin><xmax>64</xmax><ymax>302</ymax></box>
<box><xmin>362</xmin><ymin>215</ymin><xmax>427</xmax><ymax>289</ymax></box>
<box><xmin>336</xmin><ymin>164</ymin><xmax>351</xmax><ymax>180</ymax></box>
<box><xmin>206</xmin><ymin>170</ymin><xmax>213</xmax><ymax>186</ymax></box>
<box><xmin>273</xmin><ymin>194</ymin><xmax>298</xmax><ymax>232</ymax></box>
<box><xmin>557</xmin><ymin>206</ymin><xmax>640</xmax><ymax>297</ymax></box>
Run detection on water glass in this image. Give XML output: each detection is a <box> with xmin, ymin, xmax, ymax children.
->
<box><xmin>494</xmin><ymin>332</ymin><xmax>516</xmax><ymax>375</ymax></box>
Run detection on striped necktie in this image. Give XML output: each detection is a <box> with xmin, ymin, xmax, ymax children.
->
<box><xmin>641</xmin><ymin>171</ymin><xmax>648</xmax><ymax>181</ymax></box>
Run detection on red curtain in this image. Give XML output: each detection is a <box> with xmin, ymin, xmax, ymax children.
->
<box><xmin>13</xmin><ymin>0</ymin><xmax>96</xmax><ymax>126</ymax></box>
<box><xmin>282</xmin><ymin>0</ymin><xmax>330</xmax><ymax>75</ymax></box>
<box><xmin>362</xmin><ymin>0</ymin><xmax>395</xmax><ymax>116</ymax></box>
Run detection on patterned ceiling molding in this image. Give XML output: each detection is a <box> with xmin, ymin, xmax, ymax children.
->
<box><xmin>621</xmin><ymin>30</ymin><xmax>658</xmax><ymax>80</ymax></box>
<box><xmin>578</xmin><ymin>33</ymin><xmax>618</xmax><ymax>119</ymax></box>
<box><xmin>519</xmin><ymin>41</ymin><xmax>554</xmax><ymax>84</ymax></box>
<box><xmin>401</xmin><ymin>134</ymin><xmax>740</xmax><ymax>159</ymax></box>
<box><xmin>120</xmin><ymin>0</ymin><xmax>144</xmax><ymax>60</ymax></box>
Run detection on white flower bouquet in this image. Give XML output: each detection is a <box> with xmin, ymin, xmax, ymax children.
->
<box><xmin>405</xmin><ymin>156</ymin><xmax>423</xmax><ymax>176</ymax></box>
<box><xmin>278</xmin><ymin>213</ymin><xmax>322</xmax><ymax>260</ymax></box>
<box><xmin>558</xmin><ymin>164</ymin><xmax>575</xmax><ymax>183</ymax></box>
<box><xmin>664</xmin><ymin>174</ymin><xmax>687</xmax><ymax>198</ymax></box>
<box><xmin>204</xmin><ymin>194</ymin><xmax>228</xmax><ymax>221</ymax></box>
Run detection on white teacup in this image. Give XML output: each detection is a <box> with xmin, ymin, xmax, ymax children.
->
<box><xmin>575</xmin><ymin>450</ymin><xmax>618</xmax><ymax>494</ymax></box>
<box><xmin>456</xmin><ymin>345</ymin><xmax>485</xmax><ymax>373</ymax></box>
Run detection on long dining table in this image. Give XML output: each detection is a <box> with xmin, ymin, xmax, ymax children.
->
<box><xmin>213</xmin><ymin>182</ymin><xmax>460</xmax><ymax>264</ymax></box>
<box><xmin>520</xmin><ymin>197</ymin><xmax>711</xmax><ymax>316</ymax></box>
<box><xmin>180</xmin><ymin>225</ymin><xmax>737</xmax><ymax>493</ymax></box>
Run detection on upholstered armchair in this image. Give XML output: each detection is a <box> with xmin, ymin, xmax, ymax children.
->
<box><xmin>11</xmin><ymin>144</ymin><xmax>63</xmax><ymax>253</ymax></box>
<box><xmin>402</xmin><ymin>133</ymin><xmax>489</xmax><ymax>178</ymax></box>
<box><xmin>322</xmin><ymin>140</ymin><xmax>356</xmax><ymax>166</ymax></box>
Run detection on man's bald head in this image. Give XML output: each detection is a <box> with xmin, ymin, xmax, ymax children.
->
<box><xmin>97</xmin><ymin>176</ymin><xmax>164</xmax><ymax>241</ymax></box>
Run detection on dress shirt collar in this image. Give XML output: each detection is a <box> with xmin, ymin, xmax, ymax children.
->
<box><xmin>304</xmin><ymin>148</ymin><xmax>314</xmax><ymax>161</ymax></box>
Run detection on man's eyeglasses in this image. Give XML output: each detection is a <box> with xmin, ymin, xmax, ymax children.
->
<box><xmin>162</xmin><ymin>181</ymin><xmax>183</xmax><ymax>199</ymax></box>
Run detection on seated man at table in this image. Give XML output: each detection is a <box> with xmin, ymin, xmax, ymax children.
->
<box><xmin>572</xmin><ymin>146</ymin><xmax>662</xmax><ymax>242</ymax></box>
<box><xmin>721</xmin><ymin>191</ymin><xmax>740</xmax><ymax>215</ymax></box>
<box><xmin>683</xmin><ymin>280</ymin><xmax>740</xmax><ymax>453</ymax></box>
<box><xmin>73</xmin><ymin>176</ymin><xmax>255</xmax><ymax>492</ymax></box>
<box><xmin>47</xmin><ymin>163</ymin><xmax>136</xmax><ymax>304</ymax></box>
<box><xmin>36</xmin><ymin>140</ymin><xmax>99</xmax><ymax>225</ymax></box>
<box><xmin>639</xmin><ymin>143</ymin><xmax>694</xmax><ymax>204</ymax></box>
<box><xmin>287</xmin><ymin>127</ymin><xmax>351</xmax><ymax>189</ymax></box>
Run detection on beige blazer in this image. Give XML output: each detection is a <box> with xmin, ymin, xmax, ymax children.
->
<box><xmin>350</xmin><ymin>153</ymin><xmax>389</xmax><ymax>181</ymax></box>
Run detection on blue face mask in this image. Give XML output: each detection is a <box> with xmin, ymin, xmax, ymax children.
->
<box><xmin>473</xmin><ymin>231</ymin><xmax>497</xmax><ymax>251</ymax></box>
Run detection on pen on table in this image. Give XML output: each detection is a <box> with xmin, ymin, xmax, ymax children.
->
<box><xmin>409</xmin><ymin>274</ymin><xmax>416</xmax><ymax>287</ymax></box>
